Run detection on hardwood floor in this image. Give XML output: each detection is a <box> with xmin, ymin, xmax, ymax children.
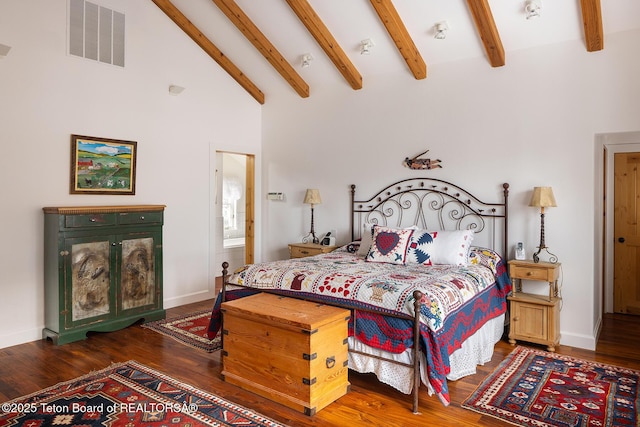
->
<box><xmin>1</xmin><ymin>303</ymin><xmax>638</xmax><ymax>427</ymax></box>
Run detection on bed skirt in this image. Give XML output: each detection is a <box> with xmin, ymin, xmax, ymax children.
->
<box><xmin>347</xmin><ymin>313</ymin><xmax>505</xmax><ymax>394</ymax></box>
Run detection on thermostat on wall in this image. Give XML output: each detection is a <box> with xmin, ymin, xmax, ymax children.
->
<box><xmin>267</xmin><ymin>192</ymin><xmax>284</xmax><ymax>201</ymax></box>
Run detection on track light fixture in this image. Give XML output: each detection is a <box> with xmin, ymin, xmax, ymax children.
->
<box><xmin>0</xmin><ymin>43</ymin><xmax>11</xmax><ymax>58</ymax></box>
<box><xmin>301</xmin><ymin>53</ymin><xmax>313</xmax><ymax>68</ymax></box>
<box><xmin>168</xmin><ymin>85</ymin><xmax>185</xmax><ymax>95</ymax></box>
<box><xmin>360</xmin><ymin>39</ymin><xmax>374</xmax><ymax>55</ymax></box>
<box><xmin>525</xmin><ymin>0</ymin><xmax>542</xmax><ymax>19</ymax></box>
<box><xmin>434</xmin><ymin>21</ymin><xmax>449</xmax><ymax>40</ymax></box>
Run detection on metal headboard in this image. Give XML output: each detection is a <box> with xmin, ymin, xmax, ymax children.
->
<box><xmin>350</xmin><ymin>178</ymin><xmax>510</xmax><ymax>260</ymax></box>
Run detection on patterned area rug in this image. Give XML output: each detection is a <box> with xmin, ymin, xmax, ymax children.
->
<box><xmin>142</xmin><ymin>310</ymin><xmax>221</xmax><ymax>352</ymax></box>
<box><xmin>0</xmin><ymin>360</ymin><xmax>288</xmax><ymax>427</ymax></box>
<box><xmin>462</xmin><ymin>346</ymin><xmax>639</xmax><ymax>427</ymax></box>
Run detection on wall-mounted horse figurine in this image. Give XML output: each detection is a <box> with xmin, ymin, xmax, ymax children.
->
<box><xmin>403</xmin><ymin>150</ymin><xmax>442</xmax><ymax>170</ymax></box>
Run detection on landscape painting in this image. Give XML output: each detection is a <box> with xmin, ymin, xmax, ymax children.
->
<box><xmin>70</xmin><ymin>134</ymin><xmax>137</xmax><ymax>195</ymax></box>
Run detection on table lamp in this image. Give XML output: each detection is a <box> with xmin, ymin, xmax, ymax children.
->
<box><xmin>303</xmin><ymin>189</ymin><xmax>321</xmax><ymax>244</ymax></box>
<box><xmin>529</xmin><ymin>186</ymin><xmax>558</xmax><ymax>263</ymax></box>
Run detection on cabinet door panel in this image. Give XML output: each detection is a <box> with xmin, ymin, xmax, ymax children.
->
<box><xmin>66</xmin><ymin>237</ymin><xmax>113</xmax><ymax>326</ymax></box>
<box><xmin>119</xmin><ymin>233</ymin><xmax>159</xmax><ymax>312</ymax></box>
<box><xmin>513</xmin><ymin>302</ymin><xmax>548</xmax><ymax>340</ymax></box>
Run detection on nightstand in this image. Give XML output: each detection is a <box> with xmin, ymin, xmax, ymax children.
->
<box><xmin>507</xmin><ymin>260</ymin><xmax>561</xmax><ymax>352</ymax></box>
<box><xmin>288</xmin><ymin>242</ymin><xmax>337</xmax><ymax>259</ymax></box>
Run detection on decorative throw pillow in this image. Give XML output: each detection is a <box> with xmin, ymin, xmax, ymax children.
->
<box><xmin>345</xmin><ymin>241</ymin><xmax>360</xmax><ymax>253</ymax></box>
<box><xmin>468</xmin><ymin>246</ymin><xmax>501</xmax><ymax>273</ymax></box>
<box><xmin>366</xmin><ymin>225</ymin><xmax>414</xmax><ymax>265</ymax></box>
<box><xmin>357</xmin><ymin>223</ymin><xmax>375</xmax><ymax>257</ymax></box>
<box><xmin>430</xmin><ymin>229</ymin><xmax>475</xmax><ymax>265</ymax></box>
<box><xmin>406</xmin><ymin>229</ymin><xmax>436</xmax><ymax>265</ymax></box>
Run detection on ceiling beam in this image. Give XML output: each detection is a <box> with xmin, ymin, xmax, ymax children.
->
<box><xmin>580</xmin><ymin>0</ymin><xmax>604</xmax><ymax>52</ymax></box>
<box><xmin>151</xmin><ymin>0</ymin><xmax>265</xmax><ymax>104</ymax></box>
<box><xmin>210</xmin><ymin>0</ymin><xmax>309</xmax><ymax>98</ymax></box>
<box><xmin>369</xmin><ymin>0</ymin><xmax>426</xmax><ymax>80</ymax></box>
<box><xmin>466</xmin><ymin>0</ymin><xmax>505</xmax><ymax>67</ymax></box>
<box><xmin>285</xmin><ymin>0</ymin><xmax>362</xmax><ymax>90</ymax></box>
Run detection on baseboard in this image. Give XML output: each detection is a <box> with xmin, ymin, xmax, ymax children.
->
<box><xmin>0</xmin><ymin>290</ymin><xmax>217</xmax><ymax>350</ymax></box>
<box><xmin>593</xmin><ymin>315</ymin><xmax>602</xmax><ymax>344</ymax></box>
<box><xmin>163</xmin><ymin>289</ymin><xmax>217</xmax><ymax>309</ymax></box>
<box><xmin>559</xmin><ymin>331</ymin><xmax>597</xmax><ymax>351</ymax></box>
<box><xmin>0</xmin><ymin>327</ymin><xmax>44</xmax><ymax>350</ymax></box>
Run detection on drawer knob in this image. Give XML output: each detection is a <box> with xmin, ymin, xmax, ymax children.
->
<box><xmin>301</xmin><ymin>250</ymin><xmax>309</xmax><ymax>255</ymax></box>
<box><xmin>140</xmin><ymin>216</ymin><xmax>145</xmax><ymax>221</ymax></box>
<box><xmin>526</xmin><ymin>272</ymin><xmax>533</xmax><ymax>276</ymax></box>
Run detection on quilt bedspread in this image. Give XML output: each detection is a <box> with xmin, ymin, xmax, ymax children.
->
<box><xmin>228</xmin><ymin>247</ymin><xmax>505</xmax><ymax>334</ymax></box>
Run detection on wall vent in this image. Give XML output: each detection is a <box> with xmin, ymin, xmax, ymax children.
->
<box><xmin>68</xmin><ymin>0</ymin><xmax>125</xmax><ymax>67</ymax></box>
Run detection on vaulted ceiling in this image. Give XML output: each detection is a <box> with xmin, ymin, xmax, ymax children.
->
<box><xmin>150</xmin><ymin>0</ymin><xmax>638</xmax><ymax>104</ymax></box>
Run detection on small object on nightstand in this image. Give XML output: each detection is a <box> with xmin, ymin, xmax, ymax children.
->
<box><xmin>515</xmin><ymin>242</ymin><xmax>526</xmax><ymax>260</ymax></box>
<box><xmin>508</xmin><ymin>259</ymin><xmax>561</xmax><ymax>352</ymax></box>
<box><xmin>289</xmin><ymin>242</ymin><xmax>337</xmax><ymax>259</ymax></box>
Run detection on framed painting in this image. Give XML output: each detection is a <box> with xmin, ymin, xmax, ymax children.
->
<box><xmin>70</xmin><ymin>134</ymin><xmax>137</xmax><ymax>195</ymax></box>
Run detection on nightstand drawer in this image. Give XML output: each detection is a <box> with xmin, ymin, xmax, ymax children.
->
<box><xmin>291</xmin><ymin>246</ymin><xmax>322</xmax><ymax>258</ymax></box>
<box><xmin>288</xmin><ymin>243</ymin><xmax>337</xmax><ymax>259</ymax></box>
<box><xmin>509</xmin><ymin>261</ymin><xmax>560</xmax><ymax>282</ymax></box>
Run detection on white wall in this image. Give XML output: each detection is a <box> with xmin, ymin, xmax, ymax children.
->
<box><xmin>261</xmin><ymin>29</ymin><xmax>640</xmax><ymax>351</ymax></box>
<box><xmin>0</xmin><ymin>0</ymin><xmax>261</xmax><ymax>348</ymax></box>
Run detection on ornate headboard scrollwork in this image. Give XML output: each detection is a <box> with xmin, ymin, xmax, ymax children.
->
<box><xmin>350</xmin><ymin>178</ymin><xmax>509</xmax><ymax>260</ymax></box>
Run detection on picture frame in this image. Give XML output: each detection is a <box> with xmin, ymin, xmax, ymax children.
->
<box><xmin>70</xmin><ymin>134</ymin><xmax>137</xmax><ymax>195</ymax></box>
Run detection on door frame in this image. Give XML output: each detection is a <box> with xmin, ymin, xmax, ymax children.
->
<box><xmin>209</xmin><ymin>150</ymin><xmax>256</xmax><ymax>293</ymax></box>
<box><xmin>599</xmin><ymin>132</ymin><xmax>640</xmax><ymax>313</ymax></box>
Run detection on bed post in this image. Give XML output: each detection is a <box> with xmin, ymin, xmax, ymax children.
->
<box><xmin>350</xmin><ymin>184</ymin><xmax>356</xmax><ymax>242</ymax></box>
<box><xmin>220</xmin><ymin>261</ymin><xmax>229</xmax><ymax>360</ymax></box>
<box><xmin>221</xmin><ymin>261</ymin><xmax>229</xmax><ymax>303</ymax></box>
<box><xmin>412</xmin><ymin>289</ymin><xmax>423</xmax><ymax>414</ymax></box>
<box><xmin>503</xmin><ymin>183</ymin><xmax>510</xmax><ymax>261</ymax></box>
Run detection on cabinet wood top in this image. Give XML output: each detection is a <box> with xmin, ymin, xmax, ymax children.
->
<box><xmin>43</xmin><ymin>205</ymin><xmax>165</xmax><ymax>214</ymax></box>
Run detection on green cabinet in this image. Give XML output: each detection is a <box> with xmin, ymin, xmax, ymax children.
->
<box><xmin>43</xmin><ymin>205</ymin><xmax>166</xmax><ymax>344</ymax></box>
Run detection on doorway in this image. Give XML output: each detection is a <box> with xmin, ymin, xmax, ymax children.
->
<box><xmin>602</xmin><ymin>133</ymin><xmax>640</xmax><ymax>315</ymax></box>
<box><xmin>215</xmin><ymin>151</ymin><xmax>255</xmax><ymax>281</ymax></box>
<box><xmin>613</xmin><ymin>152</ymin><xmax>640</xmax><ymax>314</ymax></box>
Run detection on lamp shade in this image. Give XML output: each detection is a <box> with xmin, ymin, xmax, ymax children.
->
<box><xmin>304</xmin><ymin>189</ymin><xmax>322</xmax><ymax>205</ymax></box>
<box><xmin>529</xmin><ymin>187</ymin><xmax>557</xmax><ymax>208</ymax></box>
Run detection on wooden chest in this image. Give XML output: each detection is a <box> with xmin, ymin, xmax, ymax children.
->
<box><xmin>221</xmin><ymin>293</ymin><xmax>350</xmax><ymax>415</ymax></box>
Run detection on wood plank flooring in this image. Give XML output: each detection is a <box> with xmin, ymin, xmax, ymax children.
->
<box><xmin>0</xmin><ymin>302</ymin><xmax>638</xmax><ymax>427</ymax></box>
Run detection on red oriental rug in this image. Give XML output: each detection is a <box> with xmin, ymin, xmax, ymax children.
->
<box><xmin>0</xmin><ymin>361</ymin><xmax>288</xmax><ymax>427</ymax></box>
<box><xmin>462</xmin><ymin>346</ymin><xmax>639</xmax><ymax>427</ymax></box>
<box><xmin>142</xmin><ymin>310</ymin><xmax>221</xmax><ymax>352</ymax></box>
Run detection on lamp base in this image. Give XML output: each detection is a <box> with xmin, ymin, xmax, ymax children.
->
<box><xmin>532</xmin><ymin>246</ymin><xmax>558</xmax><ymax>264</ymax></box>
<box><xmin>302</xmin><ymin>233</ymin><xmax>319</xmax><ymax>244</ymax></box>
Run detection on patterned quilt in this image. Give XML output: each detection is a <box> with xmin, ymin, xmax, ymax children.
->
<box><xmin>209</xmin><ymin>246</ymin><xmax>511</xmax><ymax>405</ymax></box>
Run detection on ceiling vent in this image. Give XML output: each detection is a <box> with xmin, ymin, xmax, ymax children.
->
<box><xmin>68</xmin><ymin>0</ymin><xmax>125</xmax><ymax>67</ymax></box>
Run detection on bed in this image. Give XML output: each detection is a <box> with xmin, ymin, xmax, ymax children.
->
<box><xmin>208</xmin><ymin>178</ymin><xmax>511</xmax><ymax>413</ymax></box>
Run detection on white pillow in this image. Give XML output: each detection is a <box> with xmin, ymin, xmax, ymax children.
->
<box><xmin>429</xmin><ymin>229</ymin><xmax>475</xmax><ymax>265</ymax></box>
<box><xmin>357</xmin><ymin>223</ymin><xmax>375</xmax><ymax>257</ymax></box>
